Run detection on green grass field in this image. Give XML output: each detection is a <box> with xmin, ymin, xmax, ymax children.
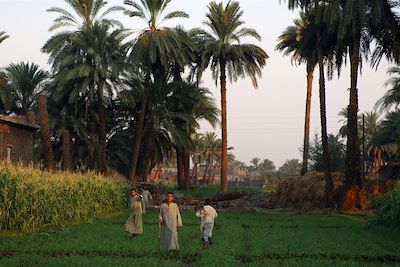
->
<box><xmin>1</xmin><ymin>210</ymin><xmax>400</xmax><ymax>267</ymax></box>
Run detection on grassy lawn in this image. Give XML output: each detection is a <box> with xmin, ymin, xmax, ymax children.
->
<box><xmin>1</xmin><ymin>210</ymin><xmax>400</xmax><ymax>266</ymax></box>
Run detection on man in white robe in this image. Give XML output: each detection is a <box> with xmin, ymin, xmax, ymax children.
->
<box><xmin>159</xmin><ymin>192</ymin><xmax>183</xmax><ymax>252</ymax></box>
<box><xmin>200</xmin><ymin>198</ymin><xmax>217</xmax><ymax>246</ymax></box>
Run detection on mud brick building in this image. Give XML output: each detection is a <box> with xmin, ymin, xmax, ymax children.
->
<box><xmin>0</xmin><ymin>113</ymin><xmax>39</xmax><ymax>165</ymax></box>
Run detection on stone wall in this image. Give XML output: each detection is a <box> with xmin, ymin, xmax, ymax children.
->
<box><xmin>0</xmin><ymin>122</ymin><xmax>35</xmax><ymax>165</ymax></box>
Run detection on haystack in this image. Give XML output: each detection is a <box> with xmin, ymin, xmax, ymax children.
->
<box><xmin>266</xmin><ymin>172</ymin><xmax>394</xmax><ymax>212</ymax></box>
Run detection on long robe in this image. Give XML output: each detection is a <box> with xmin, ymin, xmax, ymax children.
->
<box><xmin>159</xmin><ymin>202</ymin><xmax>183</xmax><ymax>252</ymax></box>
<box><xmin>141</xmin><ymin>189</ymin><xmax>152</xmax><ymax>213</ymax></box>
<box><xmin>125</xmin><ymin>195</ymin><xmax>143</xmax><ymax>234</ymax></box>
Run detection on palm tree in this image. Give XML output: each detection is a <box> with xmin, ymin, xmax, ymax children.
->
<box><xmin>363</xmin><ymin>112</ymin><xmax>383</xmax><ymax>178</ymax></box>
<box><xmin>376</xmin><ymin>67</ymin><xmax>400</xmax><ymax>111</ymax></box>
<box><xmin>47</xmin><ymin>0</ymin><xmax>120</xmax><ymax>31</ymax></box>
<box><xmin>43</xmin><ymin>0</ymin><xmax>123</xmax><ymax>173</ymax></box>
<box><xmin>193</xmin><ymin>1</ymin><xmax>268</xmax><ymax>192</ymax></box>
<box><xmin>286</xmin><ymin>0</ymin><xmax>400</xmax><ymax>211</ymax></box>
<box><xmin>276</xmin><ymin>11</ymin><xmax>318</xmax><ymax>176</ymax></box>
<box><xmin>1</xmin><ymin>62</ymin><xmax>49</xmax><ymax>115</ymax></box>
<box><xmin>280</xmin><ymin>7</ymin><xmax>341</xmax><ymax>206</ymax></box>
<box><xmin>202</xmin><ymin>132</ymin><xmax>220</xmax><ymax>184</ymax></box>
<box><xmin>44</xmin><ymin>23</ymin><xmax>128</xmax><ymax>173</ymax></box>
<box><xmin>38</xmin><ymin>94</ymin><xmax>55</xmax><ymax>171</ymax></box>
<box><xmin>0</xmin><ymin>31</ymin><xmax>9</xmax><ymax>44</ymax></box>
<box><xmin>122</xmin><ymin>0</ymin><xmax>189</xmax><ymax>182</ymax></box>
<box><xmin>172</xmin><ymin>82</ymin><xmax>219</xmax><ymax>189</ymax></box>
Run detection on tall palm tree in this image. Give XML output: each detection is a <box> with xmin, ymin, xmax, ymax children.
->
<box><xmin>193</xmin><ymin>1</ymin><xmax>268</xmax><ymax>192</ymax></box>
<box><xmin>286</xmin><ymin>0</ymin><xmax>400</xmax><ymax>211</ymax></box>
<box><xmin>280</xmin><ymin>7</ymin><xmax>341</xmax><ymax>206</ymax></box>
<box><xmin>0</xmin><ymin>31</ymin><xmax>9</xmax><ymax>44</ymax></box>
<box><xmin>1</xmin><ymin>62</ymin><xmax>49</xmax><ymax>115</ymax></box>
<box><xmin>43</xmin><ymin>0</ymin><xmax>122</xmax><ymax>173</ymax></box>
<box><xmin>122</xmin><ymin>0</ymin><xmax>189</xmax><ymax>182</ymax></box>
<box><xmin>44</xmin><ymin>23</ymin><xmax>128</xmax><ymax>173</ymax></box>
<box><xmin>276</xmin><ymin>11</ymin><xmax>318</xmax><ymax>176</ymax></box>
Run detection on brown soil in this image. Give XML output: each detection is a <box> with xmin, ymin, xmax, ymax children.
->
<box><xmin>266</xmin><ymin>172</ymin><xmax>394</xmax><ymax>212</ymax></box>
<box><xmin>179</xmin><ymin>172</ymin><xmax>394</xmax><ymax>213</ymax></box>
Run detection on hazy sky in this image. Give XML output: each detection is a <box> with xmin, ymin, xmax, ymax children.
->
<box><xmin>0</xmin><ymin>0</ymin><xmax>394</xmax><ymax>168</ymax></box>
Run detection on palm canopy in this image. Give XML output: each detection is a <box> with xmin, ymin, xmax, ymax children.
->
<box><xmin>48</xmin><ymin>22</ymin><xmax>128</xmax><ymax>105</ymax></box>
<box><xmin>192</xmin><ymin>1</ymin><xmax>268</xmax><ymax>87</ymax></box>
<box><xmin>47</xmin><ymin>0</ymin><xmax>121</xmax><ymax>31</ymax></box>
<box><xmin>1</xmin><ymin>62</ymin><xmax>49</xmax><ymax>114</ymax></box>
<box><xmin>276</xmin><ymin>11</ymin><xmax>318</xmax><ymax>68</ymax></box>
<box><xmin>0</xmin><ymin>31</ymin><xmax>9</xmax><ymax>44</ymax></box>
<box><xmin>123</xmin><ymin>0</ymin><xmax>190</xmax><ymax>71</ymax></box>
<box><xmin>376</xmin><ymin>67</ymin><xmax>400</xmax><ymax>112</ymax></box>
<box><xmin>132</xmin><ymin>81</ymin><xmax>218</xmax><ymax>179</ymax></box>
<box><xmin>283</xmin><ymin>0</ymin><xmax>400</xmax><ymax>67</ymax></box>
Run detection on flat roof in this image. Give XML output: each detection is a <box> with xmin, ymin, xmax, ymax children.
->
<box><xmin>0</xmin><ymin>114</ymin><xmax>40</xmax><ymax>129</ymax></box>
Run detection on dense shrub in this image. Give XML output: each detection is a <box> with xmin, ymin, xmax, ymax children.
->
<box><xmin>373</xmin><ymin>182</ymin><xmax>400</xmax><ymax>228</ymax></box>
<box><xmin>0</xmin><ymin>164</ymin><xmax>129</xmax><ymax>231</ymax></box>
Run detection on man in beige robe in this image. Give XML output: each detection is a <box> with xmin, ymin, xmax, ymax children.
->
<box><xmin>125</xmin><ymin>188</ymin><xmax>143</xmax><ymax>238</ymax></box>
<box><xmin>159</xmin><ymin>192</ymin><xmax>183</xmax><ymax>252</ymax></box>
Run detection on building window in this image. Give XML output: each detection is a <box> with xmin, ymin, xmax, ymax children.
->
<box><xmin>6</xmin><ymin>145</ymin><xmax>12</xmax><ymax>163</ymax></box>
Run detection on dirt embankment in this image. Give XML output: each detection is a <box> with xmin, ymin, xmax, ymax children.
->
<box><xmin>178</xmin><ymin>172</ymin><xmax>394</xmax><ymax>213</ymax></box>
<box><xmin>265</xmin><ymin>172</ymin><xmax>394</xmax><ymax>212</ymax></box>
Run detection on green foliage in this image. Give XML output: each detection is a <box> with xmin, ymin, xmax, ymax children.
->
<box><xmin>309</xmin><ymin>133</ymin><xmax>345</xmax><ymax>173</ymax></box>
<box><xmin>0</xmin><ymin>62</ymin><xmax>49</xmax><ymax>115</ymax></box>
<box><xmin>262</xmin><ymin>171</ymin><xmax>286</xmax><ymax>192</ymax></box>
<box><xmin>0</xmin><ymin>164</ymin><xmax>129</xmax><ymax>232</ymax></box>
<box><xmin>160</xmin><ymin>184</ymin><xmax>262</xmax><ymax>198</ymax></box>
<box><xmin>278</xmin><ymin>159</ymin><xmax>301</xmax><ymax>175</ymax></box>
<box><xmin>1</xmin><ymin>211</ymin><xmax>400</xmax><ymax>266</ymax></box>
<box><xmin>373</xmin><ymin>182</ymin><xmax>400</xmax><ymax>228</ymax></box>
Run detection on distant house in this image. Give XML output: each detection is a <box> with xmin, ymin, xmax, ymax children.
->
<box><xmin>0</xmin><ymin>113</ymin><xmax>39</xmax><ymax>165</ymax></box>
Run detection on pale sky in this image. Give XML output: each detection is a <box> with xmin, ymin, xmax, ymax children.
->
<box><xmin>0</xmin><ymin>0</ymin><xmax>394</xmax><ymax>168</ymax></box>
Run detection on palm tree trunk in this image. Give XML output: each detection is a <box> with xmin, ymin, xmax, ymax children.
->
<box><xmin>176</xmin><ymin>147</ymin><xmax>185</xmax><ymax>189</ymax></box>
<box><xmin>183</xmin><ymin>150</ymin><xmax>190</xmax><ymax>189</ymax></box>
<box><xmin>220</xmin><ymin>60</ymin><xmax>228</xmax><ymax>192</ymax></box>
<box><xmin>317</xmin><ymin>40</ymin><xmax>333</xmax><ymax>208</ymax></box>
<box><xmin>62</xmin><ymin>128</ymin><xmax>72</xmax><ymax>171</ymax></box>
<box><xmin>208</xmin><ymin>158</ymin><xmax>214</xmax><ymax>185</ymax></box>
<box><xmin>301</xmin><ymin>63</ymin><xmax>315</xmax><ymax>175</ymax></box>
<box><xmin>203</xmin><ymin>163</ymin><xmax>208</xmax><ymax>184</ymax></box>
<box><xmin>97</xmin><ymin>82</ymin><xmax>107</xmax><ymax>174</ymax></box>
<box><xmin>346</xmin><ymin>41</ymin><xmax>362</xmax><ymax>186</ymax></box>
<box><xmin>129</xmin><ymin>93</ymin><xmax>148</xmax><ymax>182</ymax></box>
<box><xmin>38</xmin><ymin>94</ymin><xmax>54</xmax><ymax>171</ymax></box>
<box><xmin>343</xmin><ymin>39</ymin><xmax>362</xmax><ymax>211</ymax></box>
<box><xmin>87</xmin><ymin>117</ymin><xmax>97</xmax><ymax>170</ymax></box>
<box><xmin>194</xmin><ymin>162</ymin><xmax>198</xmax><ymax>184</ymax></box>
<box><xmin>211</xmin><ymin>165</ymin><xmax>216</xmax><ymax>185</ymax></box>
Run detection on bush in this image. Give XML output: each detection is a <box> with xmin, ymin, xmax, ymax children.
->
<box><xmin>373</xmin><ymin>182</ymin><xmax>400</xmax><ymax>228</ymax></box>
<box><xmin>0</xmin><ymin>164</ymin><xmax>129</xmax><ymax>232</ymax></box>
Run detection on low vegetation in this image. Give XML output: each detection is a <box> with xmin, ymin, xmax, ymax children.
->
<box><xmin>373</xmin><ymin>182</ymin><xmax>400</xmax><ymax>228</ymax></box>
<box><xmin>1</xmin><ymin>210</ymin><xmax>400</xmax><ymax>266</ymax></box>
<box><xmin>0</xmin><ymin>164</ymin><xmax>129</xmax><ymax>232</ymax></box>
